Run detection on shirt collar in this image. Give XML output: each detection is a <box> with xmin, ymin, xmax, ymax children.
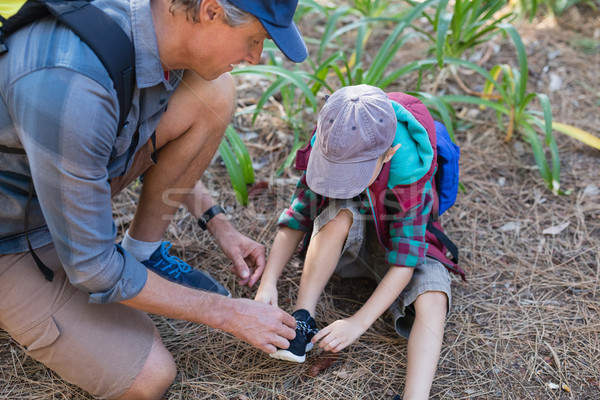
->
<box><xmin>130</xmin><ymin>0</ymin><xmax>173</xmax><ymax>89</ymax></box>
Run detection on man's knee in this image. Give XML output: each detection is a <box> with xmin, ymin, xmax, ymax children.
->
<box><xmin>184</xmin><ymin>71</ymin><xmax>236</xmax><ymax>125</ymax></box>
<box><xmin>117</xmin><ymin>329</ymin><xmax>176</xmax><ymax>400</ymax></box>
<box><xmin>155</xmin><ymin>71</ymin><xmax>236</xmax><ymax>149</ymax></box>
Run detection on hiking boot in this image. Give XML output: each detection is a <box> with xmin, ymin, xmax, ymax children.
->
<box><xmin>270</xmin><ymin>309</ymin><xmax>318</xmax><ymax>363</ymax></box>
<box><xmin>142</xmin><ymin>241</ymin><xmax>231</xmax><ymax>297</ymax></box>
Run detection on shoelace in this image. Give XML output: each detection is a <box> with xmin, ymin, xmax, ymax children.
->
<box><xmin>297</xmin><ymin>320</ymin><xmax>319</xmax><ymax>338</ymax></box>
<box><xmin>157</xmin><ymin>242</ymin><xmax>192</xmax><ymax>278</ymax></box>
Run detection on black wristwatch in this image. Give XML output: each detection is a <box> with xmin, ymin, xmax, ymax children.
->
<box><xmin>197</xmin><ymin>205</ymin><xmax>226</xmax><ymax>230</ymax></box>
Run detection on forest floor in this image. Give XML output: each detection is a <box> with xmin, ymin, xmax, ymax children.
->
<box><xmin>1</xmin><ymin>4</ymin><xmax>599</xmax><ymax>400</ymax></box>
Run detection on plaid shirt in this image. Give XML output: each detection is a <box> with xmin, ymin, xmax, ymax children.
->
<box><xmin>278</xmin><ymin>172</ymin><xmax>434</xmax><ymax>268</ymax></box>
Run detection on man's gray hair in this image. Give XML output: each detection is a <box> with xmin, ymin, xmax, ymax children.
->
<box><xmin>169</xmin><ymin>0</ymin><xmax>254</xmax><ymax>26</ymax></box>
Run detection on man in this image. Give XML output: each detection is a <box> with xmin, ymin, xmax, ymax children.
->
<box><xmin>0</xmin><ymin>0</ymin><xmax>307</xmax><ymax>398</ymax></box>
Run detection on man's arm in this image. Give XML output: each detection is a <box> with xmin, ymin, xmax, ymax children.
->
<box><xmin>121</xmin><ymin>269</ymin><xmax>296</xmax><ymax>353</ymax></box>
<box><xmin>182</xmin><ymin>180</ymin><xmax>265</xmax><ymax>287</ymax></box>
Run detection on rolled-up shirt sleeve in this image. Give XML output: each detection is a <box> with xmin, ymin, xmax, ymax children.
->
<box><xmin>278</xmin><ymin>173</ymin><xmax>323</xmax><ymax>232</ymax></box>
<box><xmin>10</xmin><ymin>68</ymin><xmax>147</xmax><ymax>303</ymax></box>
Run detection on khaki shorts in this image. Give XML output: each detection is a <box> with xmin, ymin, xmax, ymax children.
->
<box><xmin>0</xmin><ymin>141</ymin><xmax>157</xmax><ymax>399</ymax></box>
<box><xmin>312</xmin><ymin>199</ymin><xmax>452</xmax><ymax>339</ymax></box>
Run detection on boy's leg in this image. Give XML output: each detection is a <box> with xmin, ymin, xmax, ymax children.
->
<box><xmin>295</xmin><ymin>208</ymin><xmax>354</xmax><ymax>316</ymax></box>
<box><xmin>403</xmin><ymin>290</ymin><xmax>447</xmax><ymax>400</ymax></box>
<box><xmin>128</xmin><ymin>70</ymin><xmax>236</xmax><ymax>242</ymax></box>
<box><xmin>270</xmin><ymin>207</ymin><xmax>354</xmax><ymax>363</ymax></box>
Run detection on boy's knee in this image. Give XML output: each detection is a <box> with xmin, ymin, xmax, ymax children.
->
<box><xmin>415</xmin><ymin>291</ymin><xmax>448</xmax><ymax>315</ymax></box>
<box><xmin>322</xmin><ymin>209</ymin><xmax>354</xmax><ymax>236</ymax></box>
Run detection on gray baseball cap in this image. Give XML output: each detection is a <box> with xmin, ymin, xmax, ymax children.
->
<box><xmin>307</xmin><ymin>85</ymin><xmax>397</xmax><ymax>199</ymax></box>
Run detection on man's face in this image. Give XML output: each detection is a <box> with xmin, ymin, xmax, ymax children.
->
<box><xmin>187</xmin><ymin>16</ymin><xmax>269</xmax><ymax>81</ymax></box>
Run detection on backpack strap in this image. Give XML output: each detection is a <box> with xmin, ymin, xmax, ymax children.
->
<box><xmin>43</xmin><ymin>0</ymin><xmax>135</xmax><ymax>131</ymax></box>
<box><xmin>426</xmin><ymin>220</ymin><xmax>459</xmax><ymax>264</ymax></box>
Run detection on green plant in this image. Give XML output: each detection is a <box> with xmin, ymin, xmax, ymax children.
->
<box><xmin>218</xmin><ymin>125</ymin><xmax>254</xmax><ymax>205</ymax></box>
<box><xmin>406</xmin><ymin>0</ymin><xmax>513</xmax><ymax>95</ymax></box>
<box><xmin>436</xmin><ymin>24</ymin><xmax>598</xmax><ymax>194</ymax></box>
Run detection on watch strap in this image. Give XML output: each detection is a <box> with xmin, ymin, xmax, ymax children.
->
<box><xmin>197</xmin><ymin>205</ymin><xmax>226</xmax><ymax>230</ymax></box>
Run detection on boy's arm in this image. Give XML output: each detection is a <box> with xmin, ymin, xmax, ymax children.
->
<box><xmin>255</xmin><ymin>226</ymin><xmax>305</xmax><ymax>307</ymax></box>
<box><xmin>256</xmin><ymin>173</ymin><xmax>322</xmax><ymax>306</ymax></box>
<box><xmin>312</xmin><ymin>266</ymin><xmax>414</xmax><ymax>352</ymax></box>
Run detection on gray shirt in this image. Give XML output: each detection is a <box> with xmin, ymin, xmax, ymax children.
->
<box><xmin>0</xmin><ymin>0</ymin><xmax>182</xmax><ymax>303</ymax></box>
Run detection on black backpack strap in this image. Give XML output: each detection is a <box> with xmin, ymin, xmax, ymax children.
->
<box><xmin>24</xmin><ymin>180</ymin><xmax>54</xmax><ymax>281</ymax></box>
<box><xmin>43</xmin><ymin>0</ymin><xmax>135</xmax><ymax>131</ymax></box>
<box><xmin>427</xmin><ymin>220</ymin><xmax>459</xmax><ymax>264</ymax></box>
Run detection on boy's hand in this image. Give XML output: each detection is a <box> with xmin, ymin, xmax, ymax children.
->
<box><xmin>311</xmin><ymin>317</ymin><xmax>367</xmax><ymax>353</ymax></box>
<box><xmin>254</xmin><ymin>282</ymin><xmax>279</xmax><ymax>307</ymax></box>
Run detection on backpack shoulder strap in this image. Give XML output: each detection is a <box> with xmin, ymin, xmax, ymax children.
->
<box><xmin>1</xmin><ymin>0</ymin><xmax>134</xmax><ymax>130</ymax></box>
<box><xmin>44</xmin><ymin>0</ymin><xmax>134</xmax><ymax>131</ymax></box>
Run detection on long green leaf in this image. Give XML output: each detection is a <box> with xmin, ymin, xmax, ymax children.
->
<box><xmin>368</xmin><ymin>0</ymin><xmax>440</xmax><ymax>84</ymax></box>
<box><xmin>521</xmin><ymin>121</ymin><xmax>556</xmax><ymax>192</ymax></box>
<box><xmin>225</xmin><ymin>125</ymin><xmax>254</xmax><ymax>185</ymax></box>
<box><xmin>435</xmin><ymin>0</ymin><xmax>451</xmax><ymax>68</ymax></box>
<box><xmin>440</xmin><ymin>94</ymin><xmax>510</xmax><ymax>115</ymax></box>
<box><xmin>218</xmin><ymin>140</ymin><xmax>248</xmax><ymax>205</ymax></box>
<box><xmin>498</xmin><ymin>23</ymin><xmax>528</xmax><ymax>105</ymax></box>
<box><xmin>252</xmin><ymin>76</ymin><xmax>289</xmax><ymax>124</ymax></box>
<box><xmin>413</xmin><ymin>91</ymin><xmax>456</xmax><ymax>142</ymax></box>
<box><xmin>538</xmin><ymin>94</ymin><xmax>560</xmax><ymax>189</ymax></box>
<box><xmin>317</xmin><ymin>6</ymin><xmax>351</xmax><ymax>63</ymax></box>
<box><xmin>232</xmin><ymin>65</ymin><xmax>318</xmax><ymax>111</ymax></box>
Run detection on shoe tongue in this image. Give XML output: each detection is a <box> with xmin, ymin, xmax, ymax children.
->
<box><xmin>292</xmin><ymin>309</ymin><xmax>312</xmax><ymax>321</ymax></box>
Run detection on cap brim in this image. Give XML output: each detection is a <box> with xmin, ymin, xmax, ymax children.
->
<box><xmin>260</xmin><ymin>20</ymin><xmax>307</xmax><ymax>63</ymax></box>
<box><xmin>306</xmin><ymin>146</ymin><xmax>378</xmax><ymax>199</ymax></box>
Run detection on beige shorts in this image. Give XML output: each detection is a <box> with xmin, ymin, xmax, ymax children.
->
<box><xmin>0</xmin><ymin>141</ymin><xmax>157</xmax><ymax>399</ymax></box>
<box><xmin>312</xmin><ymin>199</ymin><xmax>452</xmax><ymax>339</ymax></box>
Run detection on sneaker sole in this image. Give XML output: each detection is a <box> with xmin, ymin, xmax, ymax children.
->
<box><xmin>269</xmin><ymin>343</ymin><xmax>313</xmax><ymax>363</ymax></box>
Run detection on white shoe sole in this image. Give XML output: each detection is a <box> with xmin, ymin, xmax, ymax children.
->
<box><xmin>270</xmin><ymin>343</ymin><xmax>313</xmax><ymax>363</ymax></box>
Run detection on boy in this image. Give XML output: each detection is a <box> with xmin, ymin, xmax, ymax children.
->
<box><xmin>255</xmin><ymin>84</ymin><xmax>462</xmax><ymax>399</ymax></box>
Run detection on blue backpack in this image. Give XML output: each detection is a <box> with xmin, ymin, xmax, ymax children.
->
<box><xmin>434</xmin><ymin>121</ymin><xmax>460</xmax><ymax>217</ymax></box>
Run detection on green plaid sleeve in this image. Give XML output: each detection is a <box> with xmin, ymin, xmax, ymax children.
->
<box><xmin>278</xmin><ymin>173</ymin><xmax>323</xmax><ymax>232</ymax></box>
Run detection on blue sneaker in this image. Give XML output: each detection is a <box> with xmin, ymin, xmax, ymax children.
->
<box><xmin>142</xmin><ymin>242</ymin><xmax>231</xmax><ymax>297</ymax></box>
<box><xmin>270</xmin><ymin>309</ymin><xmax>319</xmax><ymax>363</ymax></box>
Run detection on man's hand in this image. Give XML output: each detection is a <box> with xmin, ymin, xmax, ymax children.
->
<box><xmin>213</xmin><ymin>227</ymin><xmax>265</xmax><ymax>287</ymax></box>
<box><xmin>223</xmin><ymin>298</ymin><xmax>296</xmax><ymax>353</ymax></box>
<box><xmin>122</xmin><ymin>271</ymin><xmax>296</xmax><ymax>354</ymax></box>
<box><xmin>311</xmin><ymin>317</ymin><xmax>367</xmax><ymax>353</ymax></box>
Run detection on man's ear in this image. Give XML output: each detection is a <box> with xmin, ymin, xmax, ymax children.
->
<box><xmin>383</xmin><ymin>143</ymin><xmax>402</xmax><ymax>163</ymax></box>
<box><xmin>200</xmin><ymin>0</ymin><xmax>221</xmax><ymax>22</ymax></box>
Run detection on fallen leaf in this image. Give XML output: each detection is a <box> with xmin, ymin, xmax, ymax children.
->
<box><xmin>308</xmin><ymin>352</ymin><xmax>340</xmax><ymax>377</ymax></box>
<box><xmin>247</xmin><ymin>181</ymin><xmax>269</xmax><ymax>198</ymax></box>
<box><xmin>584</xmin><ymin>184</ymin><xmax>599</xmax><ymax>196</ymax></box>
<box><xmin>542</xmin><ymin>221</ymin><xmax>570</xmax><ymax>235</ymax></box>
<box><xmin>332</xmin><ymin>369</ymin><xmax>349</xmax><ymax>379</ymax></box>
<box><xmin>547</xmin><ymin>382</ymin><xmax>560</xmax><ymax>390</ymax></box>
<box><xmin>499</xmin><ymin>222</ymin><xmax>521</xmax><ymax>232</ymax></box>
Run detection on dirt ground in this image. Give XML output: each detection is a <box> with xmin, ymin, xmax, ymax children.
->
<box><xmin>1</xmin><ymin>5</ymin><xmax>599</xmax><ymax>400</ymax></box>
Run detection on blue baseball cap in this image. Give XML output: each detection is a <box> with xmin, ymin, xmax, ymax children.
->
<box><xmin>228</xmin><ymin>0</ymin><xmax>307</xmax><ymax>63</ymax></box>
